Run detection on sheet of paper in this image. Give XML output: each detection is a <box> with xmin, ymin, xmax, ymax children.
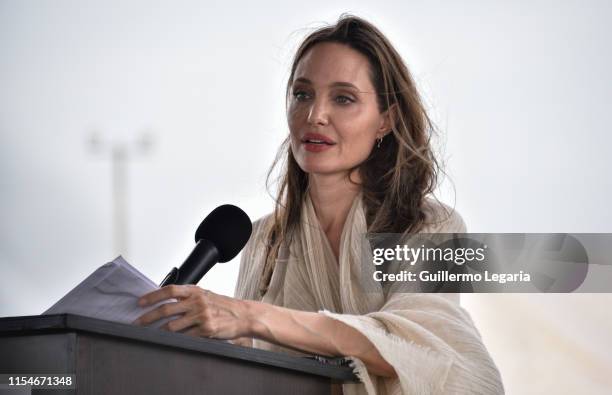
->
<box><xmin>43</xmin><ymin>256</ymin><xmax>174</xmax><ymax>328</ymax></box>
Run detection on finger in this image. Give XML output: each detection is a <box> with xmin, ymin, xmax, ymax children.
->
<box><xmin>182</xmin><ymin>326</ymin><xmax>202</xmax><ymax>337</ymax></box>
<box><xmin>166</xmin><ymin>313</ymin><xmax>201</xmax><ymax>333</ymax></box>
<box><xmin>139</xmin><ymin>284</ymin><xmax>193</xmax><ymax>307</ymax></box>
<box><xmin>231</xmin><ymin>337</ymin><xmax>252</xmax><ymax>347</ymax></box>
<box><xmin>182</xmin><ymin>326</ymin><xmax>215</xmax><ymax>339</ymax></box>
<box><xmin>135</xmin><ymin>301</ymin><xmax>190</xmax><ymax>326</ymax></box>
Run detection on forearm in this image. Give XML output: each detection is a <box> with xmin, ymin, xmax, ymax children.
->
<box><xmin>245</xmin><ymin>300</ymin><xmax>397</xmax><ymax>378</ymax></box>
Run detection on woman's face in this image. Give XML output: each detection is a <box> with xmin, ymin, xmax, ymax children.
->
<box><xmin>288</xmin><ymin>42</ymin><xmax>391</xmax><ymax>178</ymax></box>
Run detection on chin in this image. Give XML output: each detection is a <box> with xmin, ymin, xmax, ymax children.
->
<box><xmin>300</xmin><ymin>165</ymin><xmax>333</xmax><ymax>174</ymax></box>
<box><xmin>294</xmin><ymin>156</ymin><xmax>324</xmax><ymax>173</ymax></box>
<box><xmin>299</xmin><ymin>163</ymin><xmax>350</xmax><ymax>176</ymax></box>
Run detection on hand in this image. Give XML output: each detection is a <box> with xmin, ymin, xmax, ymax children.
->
<box><xmin>133</xmin><ymin>284</ymin><xmax>253</xmax><ymax>340</ymax></box>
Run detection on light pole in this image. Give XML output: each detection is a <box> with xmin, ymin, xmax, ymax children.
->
<box><xmin>88</xmin><ymin>130</ymin><xmax>154</xmax><ymax>257</ymax></box>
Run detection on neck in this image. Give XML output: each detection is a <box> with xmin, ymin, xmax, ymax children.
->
<box><xmin>307</xmin><ymin>170</ymin><xmax>361</xmax><ymax>234</ymax></box>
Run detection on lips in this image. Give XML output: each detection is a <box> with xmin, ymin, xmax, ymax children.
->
<box><xmin>300</xmin><ymin>132</ymin><xmax>336</xmax><ymax>153</ymax></box>
<box><xmin>300</xmin><ymin>132</ymin><xmax>336</xmax><ymax>145</ymax></box>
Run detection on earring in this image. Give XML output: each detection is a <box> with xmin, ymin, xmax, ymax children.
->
<box><xmin>377</xmin><ymin>135</ymin><xmax>384</xmax><ymax>148</ymax></box>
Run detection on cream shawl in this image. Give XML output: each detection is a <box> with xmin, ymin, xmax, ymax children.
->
<box><xmin>234</xmin><ymin>193</ymin><xmax>504</xmax><ymax>394</ymax></box>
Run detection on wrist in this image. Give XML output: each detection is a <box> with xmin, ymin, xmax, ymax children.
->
<box><xmin>243</xmin><ymin>300</ymin><xmax>269</xmax><ymax>338</ymax></box>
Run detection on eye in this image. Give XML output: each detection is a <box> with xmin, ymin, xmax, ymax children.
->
<box><xmin>292</xmin><ymin>90</ymin><xmax>311</xmax><ymax>102</ymax></box>
<box><xmin>335</xmin><ymin>95</ymin><xmax>355</xmax><ymax>105</ymax></box>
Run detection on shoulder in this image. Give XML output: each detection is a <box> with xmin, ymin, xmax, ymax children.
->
<box><xmin>420</xmin><ymin>197</ymin><xmax>467</xmax><ymax>233</ymax></box>
<box><xmin>239</xmin><ymin>212</ymin><xmax>274</xmax><ymax>259</ymax></box>
<box><xmin>234</xmin><ymin>212</ymin><xmax>274</xmax><ymax>300</ymax></box>
<box><xmin>250</xmin><ymin>213</ymin><xmax>274</xmax><ymax>241</ymax></box>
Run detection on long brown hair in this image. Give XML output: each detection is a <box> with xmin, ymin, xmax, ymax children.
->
<box><xmin>259</xmin><ymin>14</ymin><xmax>441</xmax><ymax>297</ymax></box>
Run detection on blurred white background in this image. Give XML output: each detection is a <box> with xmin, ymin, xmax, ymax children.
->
<box><xmin>1</xmin><ymin>1</ymin><xmax>611</xmax><ymax>393</ymax></box>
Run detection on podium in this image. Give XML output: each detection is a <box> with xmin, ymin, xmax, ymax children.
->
<box><xmin>0</xmin><ymin>314</ymin><xmax>358</xmax><ymax>394</ymax></box>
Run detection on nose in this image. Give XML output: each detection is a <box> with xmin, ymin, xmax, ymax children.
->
<box><xmin>307</xmin><ymin>98</ymin><xmax>329</xmax><ymax>126</ymax></box>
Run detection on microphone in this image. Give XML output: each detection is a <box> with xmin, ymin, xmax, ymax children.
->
<box><xmin>160</xmin><ymin>204</ymin><xmax>252</xmax><ymax>287</ymax></box>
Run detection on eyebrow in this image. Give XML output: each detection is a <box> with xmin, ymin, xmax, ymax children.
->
<box><xmin>293</xmin><ymin>77</ymin><xmax>361</xmax><ymax>91</ymax></box>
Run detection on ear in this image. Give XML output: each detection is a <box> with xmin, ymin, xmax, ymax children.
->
<box><xmin>377</xmin><ymin>103</ymin><xmax>398</xmax><ymax>138</ymax></box>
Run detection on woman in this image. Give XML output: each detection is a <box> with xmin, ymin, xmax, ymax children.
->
<box><xmin>135</xmin><ymin>15</ymin><xmax>503</xmax><ymax>394</ymax></box>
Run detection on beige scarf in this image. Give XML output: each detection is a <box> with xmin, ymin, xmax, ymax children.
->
<box><xmin>234</xmin><ymin>192</ymin><xmax>504</xmax><ymax>394</ymax></box>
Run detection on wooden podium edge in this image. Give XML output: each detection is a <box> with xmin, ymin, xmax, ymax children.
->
<box><xmin>0</xmin><ymin>314</ymin><xmax>359</xmax><ymax>382</ymax></box>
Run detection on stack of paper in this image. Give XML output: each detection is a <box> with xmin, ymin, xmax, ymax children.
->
<box><xmin>43</xmin><ymin>256</ymin><xmax>174</xmax><ymax>328</ymax></box>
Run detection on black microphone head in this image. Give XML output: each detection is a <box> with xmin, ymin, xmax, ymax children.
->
<box><xmin>195</xmin><ymin>204</ymin><xmax>252</xmax><ymax>263</ymax></box>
